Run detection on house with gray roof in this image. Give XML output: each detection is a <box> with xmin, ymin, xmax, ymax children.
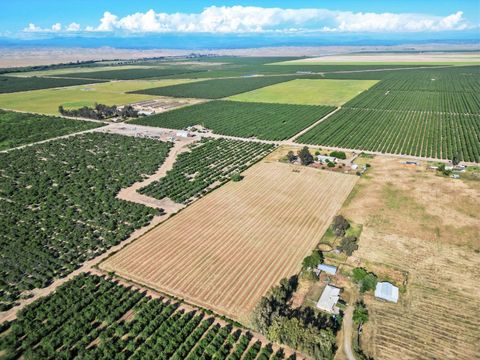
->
<box><xmin>316</xmin><ymin>284</ymin><xmax>341</xmax><ymax>314</ymax></box>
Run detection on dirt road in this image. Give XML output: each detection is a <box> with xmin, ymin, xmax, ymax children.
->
<box><xmin>116</xmin><ymin>134</ymin><xmax>196</xmax><ymax>212</ymax></box>
<box><xmin>343</xmin><ymin>305</ymin><xmax>356</xmax><ymax>360</ymax></box>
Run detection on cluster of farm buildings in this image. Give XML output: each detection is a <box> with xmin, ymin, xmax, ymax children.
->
<box><xmin>315</xmin><ymin>263</ymin><xmax>399</xmax><ymax>314</ymax></box>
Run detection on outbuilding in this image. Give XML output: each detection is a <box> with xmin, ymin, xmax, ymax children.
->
<box><xmin>316</xmin><ymin>264</ymin><xmax>337</xmax><ymax>275</ymax></box>
<box><xmin>318</xmin><ymin>155</ymin><xmax>337</xmax><ymax>164</ymax></box>
<box><xmin>316</xmin><ymin>284</ymin><xmax>341</xmax><ymax>314</ymax></box>
<box><xmin>375</xmin><ymin>282</ymin><xmax>399</xmax><ymax>303</ymax></box>
<box><xmin>176</xmin><ymin>130</ymin><xmax>190</xmax><ymax>138</ymax></box>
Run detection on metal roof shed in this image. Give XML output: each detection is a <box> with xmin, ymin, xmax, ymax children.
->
<box><xmin>317</xmin><ymin>264</ymin><xmax>337</xmax><ymax>275</ymax></box>
<box><xmin>375</xmin><ymin>282</ymin><xmax>399</xmax><ymax>303</ymax></box>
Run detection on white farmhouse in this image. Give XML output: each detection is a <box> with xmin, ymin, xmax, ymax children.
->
<box><xmin>317</xmin><ymin>155</ymin><xmax>337</xmax><ymax>164</ymax></box>
<box><xmin>316</xmin><ymin>284</ymin><xmax>341</xmax><ymax>314</ymax></box>
<box><xmin>375</xmin><ymin>282</ymin><xmax>399</xmax><ymax>303</ymax></box>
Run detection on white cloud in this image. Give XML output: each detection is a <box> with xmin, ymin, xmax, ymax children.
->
<box><xmin>66</xmin><ymin>22</ymin><xmax>81</xmax><ymax>32</ymax></box>
<box><xmin>24</xmin><ymin>6</ymin><xmax>472</xmax><ymax>34</ymax></box>
<box><xmin>23</xmin><ymin>22</ymin><xmax>62</xmax><ymax>32</ymax></box>
<box><xmin>24</xmin><ymin>23</ymin><xmax>42</xmax><ymax>32</ymax></box>
<box><xmin>51</xmin><ymin>23</ymin><xmax>62</xmax><ymax>32</ymax></box>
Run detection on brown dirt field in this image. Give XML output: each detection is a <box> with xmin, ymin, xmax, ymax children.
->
<box><xmin>340</xmin><ymin>156</ymin><xmax>480</xmax><ymax>360</ymax></box>
<box><xmin>101</xmin><ymin>160</ymin><xmax>357</xmax><ymax>324</ymax></box>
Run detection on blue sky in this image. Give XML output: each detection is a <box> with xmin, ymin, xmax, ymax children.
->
<box><xmin>0</xmin><ymin>1</ymin><xmax>478</xmax><ymax>47</ymax></box>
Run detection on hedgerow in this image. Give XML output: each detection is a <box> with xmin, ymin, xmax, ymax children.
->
<box><xmin>0</xmin><ymin>274</ymin><xmax>285</xmax><ymax>359</ymax></box>
<box><xmin>0</xmin><ymin>75</ymin><xmax>106</xmax><ymax>93</ymax></box>
<box><xmin>297</xmin><ymin>108</ymin><xmax>480</xmax><ymax>162</ymax></box>
<box><xmin>0</xmin><ymin>133</ymin><xmax>171</xmax><ymax>309</ymax></box>
<box><xmin>140</xmin><ymin>138</ymin><xmax>275</xmax><ymax>204</ymax></box>
<box><xmin>0</xmin><ymin>109</ymin><xmax>104</xmax><ymax>150</ymax></box>
<box><xmin>131</xmin><ymin>100</ymin><xmax>335</xmax><ymax>141</ymax></box>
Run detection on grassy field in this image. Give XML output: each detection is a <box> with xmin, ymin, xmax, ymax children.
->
<box><xmin>338</xmin><ymin>156</ymin><xmax>480</xmax><ymax>360</ymax></box>
<box><xmin>228</xmin><ymin>79</ymin><xmax>378</xmax><ymax>106</ymax></box>
<box><xmin>0</xmin><ymin>109</ymin><xmax>104</xmax><ymax>150</ymax></box>
<box><xmin>0</xmin><ymin>79</ymin><xmax>195</xmax><ymax>114</ymax></box>
<box><xmin>8</xmin><ymin>65</ymin><xmax>157</xmax><ymax>77</ymax></box>
<box><xmin>131</xmin><ymin>100</ymin><xmax>335</xmax><ymax>140</ymax></box>
<box><xmin>101</xmin><ymin>160</ymin><xmax>357</xmax><ymax>324</ymax></box>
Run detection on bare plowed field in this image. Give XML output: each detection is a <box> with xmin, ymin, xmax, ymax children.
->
<box><xmin>101</xmin><ymin>160</ymin><xmax>357</xmax><ymax>323</ymax></box>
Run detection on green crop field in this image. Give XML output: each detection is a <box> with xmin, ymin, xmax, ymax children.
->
<box><xmin>131</xmin><ymin>76</ymin><xmax>298</xmax><ymax>98</ymax></box>
<box><xmin>370</xmin><ymin>66</ymin><xmax>480</xmax><ymax>92</ymax></box>
<box><xmin>0</xmin><ymin>79</ymin><xmax>194</xmax><ymax>114</ymax></box>
<box><xmin>0</xmin><ymin>273</ymin><xmax>285</xmax><ymax>359</ymax></box>
<box><xmin>140</xmin><ymin>138</ymin><xmax>275</xmax><ymax>204</ymax></box>
<box><xmin>228</xmin><ymin>79</ymin><xmax>378</xmax><ymax>106</ymax></box>
<box><xmin>342</xmin><ymin>67</ymin><xmax>480</xmax><ymax>114</ymax></box>
<box><xmin>0</xmin><ymin>109</ymin><xmax>104</xmax><ymax>150</ymax></box>
<box><xmin>0</xmin><ymin>75</ymin><xmax>107</xmax><ymax>93</ymax></box>
<box><xmin>59</xmin><ymin>67</ymin><xmax>206</xmax><ymax>80</ymax></box>
<box><xmin>0</xmin><ymin>133</ymin><xmax>171</xmax><ymax>309</ymax></box>
<box><xmin>297</xmin><ymin>108</ymin><xmax>480</xmax><ymax>162</ymax></box>
<box><xmin>131</xmin><ymin>100</ymin><xmax>335</xmax><ymax>140</ymax></box>
<box><xmin>344</xmin><ymin>89</ymin><xmax>480</xmax><ymax>114</ymax></box>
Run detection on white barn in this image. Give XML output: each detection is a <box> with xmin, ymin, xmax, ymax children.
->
<box><xmin>375</xmin><ymin>282</ymin><xmax>399</xmax><ymax>303</ymax></box>
<box><xmin>316</xmin><ymin>284</ymin><xmax>341</xmax><ymax>314</ymax></box>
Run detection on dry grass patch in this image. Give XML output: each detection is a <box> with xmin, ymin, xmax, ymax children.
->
<box><xmin>341</xmin><ymin>156</ymin><xmax>480</xmax><ymax>360</ymax></box>
<box><xmin>101</xmin><ymin>160</ymin><xmax>357</xmax><ymax>324</ymax></box>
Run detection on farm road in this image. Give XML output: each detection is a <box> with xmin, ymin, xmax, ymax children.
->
<box><xmin>115</xmin><ymin>132</ymin><xmax>196</xmax><ymax>212</ymax></box>
<box><xmin>343</xmin><ymin>305</ymin><xmax>356</xmax><ymax>360</ymax></box>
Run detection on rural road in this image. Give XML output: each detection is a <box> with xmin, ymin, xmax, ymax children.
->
<box><xmin>343</xmin><ymin>305</ymin><xmax>356</xmax><ymax>360</ymax></box>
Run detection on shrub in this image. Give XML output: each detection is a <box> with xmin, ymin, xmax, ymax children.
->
<box><xmin>330</xmin><ymin>151</ymin><xmax>347</xmax><ymax>160</ymax></box>
<box><xmin>302</xmin><ymin>250</ymin><xmax>324</xmax><ymax>270</ymax></box>
<box><xmin>230</xmin><ymin>173</ymin><xmax>244</xmax><ymax>182</ymax></box>
<box><xmin>327</xmin><ymin>161</ymin><xmax>335</xmax><ymax>168</ymax></box>
<box><xmin>337</xmin><ymin>236</ymin><xmax>358</xmax><ymax>256</ymax></box>
<box><xmin>286</xmin><ymin>151</ymin><xmax>297</xmax><ymax>163</ymax></box>
<box><xmin>331</xmin><ymin>215</ymin><xmax>350</xmax><ymax>237</ymax></box>
<box><xmin>351</xmin><ymin>268</ymin><xmax>377</xmax><ymax>293</ymax></box>
<box><xmin>353</xmin><ymin>301</ymin><xmax>369</xmax><ymax>325</ymax></box>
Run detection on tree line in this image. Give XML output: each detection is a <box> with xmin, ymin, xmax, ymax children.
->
<box><xmin>58</xmin><ymin>103</ymin><xmax>139</xmax><ymax>120</ymax></box>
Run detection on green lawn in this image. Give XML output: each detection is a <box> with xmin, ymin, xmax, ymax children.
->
<box><xmin>0</xmin><ymin>79</ymin><xmax>196</xmax><ymax>115</ymax></box>
<box><xmin>228</xmin><ymin>79</ymin><xmax>378</xmax><ymax>106</ymax></box>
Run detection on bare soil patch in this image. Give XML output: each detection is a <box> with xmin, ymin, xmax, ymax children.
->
<box><xmin>101</xmin><ymin>160</ymin><xmax>357</xmax><ymax>324</ymax></box>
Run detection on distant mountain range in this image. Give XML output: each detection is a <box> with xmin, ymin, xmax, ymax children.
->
<box><xmin>1</xmin><ymin>31</ymin><xmax>479</xmax><ymax>49</ymax></box>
